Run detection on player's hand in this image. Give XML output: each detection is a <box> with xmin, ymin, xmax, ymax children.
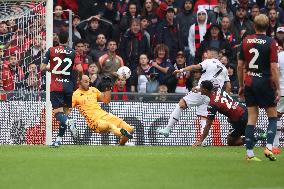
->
<box><xmin>191</xmin><ymin>87</ymin><xmax>200</xmax><ymax>93</ymax></box>
<box><xmin>173</xmin><ymin>69</ymin><xmax>183</xmax><ymax>75</ymax></box>
<box><xmin>275</xmin><ymin>89</ymin><xmax>281</xmax><ymax>103</ymax></box>
<box><xmin>238</xmin><ymin>86</ymin><xmax>244</xmax><ymax>101</ymax></box>
<box><xmin>192</xmin><ymin>141</ymin><xmax>202</xmax><ymax>147</ymax></box>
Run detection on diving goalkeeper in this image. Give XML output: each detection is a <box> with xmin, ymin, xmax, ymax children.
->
<box><xmin>72</xmin><ymin>74</ymin><xmax>134</xmax><ymax>145</ymax></box>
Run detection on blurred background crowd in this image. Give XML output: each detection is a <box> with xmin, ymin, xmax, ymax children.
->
<box><xmin>0</xmin><ymin>0</ymin><xmax>284</xmax><ymax>101</ymax></box>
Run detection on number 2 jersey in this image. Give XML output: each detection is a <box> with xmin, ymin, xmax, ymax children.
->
<box><xmin>43</xmin><ymin>45</ymin><xmax>78</xmax><ymax>92</ymax></box>
<box><xmin>239</xmin><ymin>34</ymin><xmax>278</xmax><ymax>87</ymax></box>
<box><xmin>198</xmin><ymin>58</ymin><xmax>230</xmax><ymax>89</ymax></box>
<box><xmin>207</xmin><ymin>89</ymin><xmax>246</xmax><ymax>122</ymax></box>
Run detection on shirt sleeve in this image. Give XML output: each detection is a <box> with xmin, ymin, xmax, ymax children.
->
<box><xmin>270</xmin><ymin>39</ymin><xmax>278</xmax><ymax>63</ymax></box>
<box><xmin>199</xmin><ymin>60</ymin><xmax>207</xmax><ymax>72</ymax></box>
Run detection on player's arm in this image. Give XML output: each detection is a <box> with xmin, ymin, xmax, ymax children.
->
<box><xmin>193</xmin><ymin>118</ymin><xmax>213</xmax><ymax>146</ymax></box>
<box><xmin>224</xmin><ymin>81</ymin><xmax>231</xmax><ymax>94</ymax></box>
<box><xmin>174</xmin><ymin>64</ymin><xmax>202</xmax><ymax>74</ymax></box>
<box><xmin>40</xmin><ymin>49</ymin><xmax>51</xmax><ymax>72</ymax></box>
<box><xmin>98</xmin><ymin>90</ymin><xmax>111</xmax><ymax>104</ymax></box>
<box><xmin>270</xmin><ymin>40</ymin><xmax>281</xmax><ymax>103</ymax></box>
<box><xmin>237</xmin><ymin>42</ymin><xmax>245</xmax><ymax>100</ymax></box>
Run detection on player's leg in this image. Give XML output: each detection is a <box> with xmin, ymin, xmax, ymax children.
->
<box><xmin>264</xmin><ymin>106</ymin><xmax>278</xmax><ymax>160</ymax></box>
<box><xmin>50</xmin><ymin>92</ymin><xmax>69</xmax><ymax>147</ymax></box>
<box><xmin>157</xmin><ymin>91</ymin><xmax>206</xmax><ymax>137</ymax></box>
<box><xmin>273</xmin><ymin>97</ymin><xmax>284</xmax><ymax>154</ymax></box>
<box><xmin>63</xmin><ymin>92</ymin><xmax>79</xmax><ymax>140</ymax></box>
<box><xmin>245</xmin><ymin>106</ymin><xmax>259</xmax><ymax>160</ymax></box>
<box><xmin>196</xmin><ymin>102</ymin><xmax>209</xmax><ymax>146</ymax></box>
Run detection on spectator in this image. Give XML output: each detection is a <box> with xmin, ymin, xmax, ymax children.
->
<box><xmin>0</xmin><ymin>22</ymin><xmax>12</xmax><ymax>45</ymax></box>
<box><xmin>98</xmin><ymin>40</ymin><xmax>123</xmax><ymax>82</ymax></box>
<box><xmin>227</xmin><ymin>64</ymin><xmax>238</xmax><ymax>94</ymax></box>
<box><xmin>119</xmin><ymin>18</ymin><xmax>150</xmax><ymax>75</ymax></box>
<box><xmin>72</xmin><ymin>15</ymin><xmax>81</xmax><ymax>44</ymax></box>
<box><xmin>176</xmin><ymin>0</ymin><xmax>196</xmax><ymax>65</ymax></box>
<box><xmin>76</xmin><ymin>15</ymin><xmax>111</xmax><ymax>48</ymax></box>
<box><xmin>220</xmin><ymin>55</ymin><xmax>229</xmax><ymax>67</ymax></box>
<box><xmin>221</xmin><ymin>16</ymin><xmax>237</xmax><ymax>48</ymax></box>
<box><xmin>215</xmin><ymin>0</ymin><xmax>234</xmax><ymax>24</ymax></box>
<box><xmin>88</xmin><ymin>34</ymin><xmax>107</xmax><ymax>63</ymax></box>
<box><xmin>250</xmin><ymin>4</ymin><xmax>260</xmax><ymax>21</ymax></box>
<box><xmin>74</xmin><ymin>40</ymin><xmax>92</xmax><ymax>73</ymax></box>
<box><xmin>150</xmin><ymin>44</ymin><xmax>176</xmax><ymax>92</ymax></box>
<box><xmin>267</xmin><ymin>8</ymin><xmax>281</xmax><ymax>38</ymax></box>
<box><xmin>156</xmin><ymin>6</ymin><xmax>183</xmax><ymax>63</ymax></box>
<box><xmin>136</xmin><ymin>54</ymin><xmax>156</xmax><ymax>93</ymax></box>
<box><xmin>88</xmin><ymin>62</ymin><xmax>102</xmax><ymax>88</ymax></box>
<box><xmin>188</xmin><ymin>8</ymin><xmax>210</xmax><ymax>59</ymax></box>
<box><xmin>56</xmin><ymin>0</ymin><xmax>78</xmax><ymax>16</ymax></box>
<box><xmin>156</xmin><ymin>84</ymin><xmax>168</xmax><ymax>101</ymax></box>
<box><xmin>53</xmin><ymin>5</ymin><xmax>67</xmax><ymax>34</ymax></box>
<box><xmin>174</xmin><ymin>51</ymin><xmax>190</xmax><ymax>93</ymax></box>
<box><xmin>195</xmin><ymin>23</ymin><xmax>232</xmax><ymax>64</ymax></box>
<box><xmin>120</xmin><ymin>2</ymin><xmax>140</xmax><ymax>35</ymax></box>
<box><xmin>1</xmin><ymin>54</ymin><xmax>24</xmax><ymax>91</ymax></box>
<box><xmin>155</xmin><ymin>0</ymin><xmax>175</xmax><ymax>20</ymax></box>
<box><xmin>275</xmin><ymin>26</ymin><xmax>284</xmax><ymax>44</ymax></box>
<box><xmin>141</xmin><ymin>0</ymin><xmax>160</xmax><ymax>39</ymax></box>
<box><xmin>261</xmin><ymin>0</ymin><xmax>284</xmax><ymax>24</ymax></box>
<box><xmin>140</xmin><ymin>17</ymin><xmax>151</xmax><ymax>47</ymax></box>
<box><xmin>113</xmin><ymin>78</ymin><xmax>129</xmax><ymax>101</ymax></box>
<box><xmin>230</xmin><ymin>5</ymin><xmax>254</xmax><ymax>46</ymax></box>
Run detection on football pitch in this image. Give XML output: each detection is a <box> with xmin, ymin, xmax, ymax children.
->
<box><xmin>0</xmin><ymin>146</ymin><xmax>283</xmax><ymax>189</ymax></box>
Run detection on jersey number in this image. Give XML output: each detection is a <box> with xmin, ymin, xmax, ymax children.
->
<box><xmin>52</xmin><ymin>57</ymin><xmax>72</xmax><ymax>75</ymax></box>
<box><xmin>220</xmin><ymin>91</ymin><xmax>233</xmax><ymax>109</ymax></box>
<box><xmin>213</xmin><ymin>65</ymin><xmax>223</xmax><ymax>78</ymax></box>
<box><xmin>248</xmin><ymin>48</ymin><xmax>259</xmax><ymax>69</ymax></box>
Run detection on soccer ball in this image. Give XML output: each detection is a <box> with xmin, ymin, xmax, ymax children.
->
<box><xmin>117</xmin><ymin>66</ymin><xmax>131</xmax><ymax>80</ymax></box>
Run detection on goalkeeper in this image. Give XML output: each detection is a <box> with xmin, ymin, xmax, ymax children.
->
<box><xmin>72</xmin><ymin>74</ymin><xmax>134</xmax><ymax>145</ymax></box>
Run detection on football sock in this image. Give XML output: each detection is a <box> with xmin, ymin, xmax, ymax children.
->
<box><xmin>246</xmin><ymin>149</ymin><xmax>254</xmax><ymax>158</ymax></box>
<box><xmin>200</xmin><ymin>119</ymin><xmax>208</xmax><ymax>144</ymax></box>
<box><xmin>245</xmin><ymin>125</ymin><xmax>255</xmax><ymax>150</ymax></box>
<box><xmin>166</xmin><ymin>104</ymin><xmax>183</xmax><ymax>129</ymax></box>
<box><xmin>119</xmin><ymin>136</ymin><xmax>129</xmax><ymax>145</ymax></box>
<box><xmin>266</xmin><ymin>117</ymin><xmax>277</xmax><ymax>150</ymax></box>
<box><xmin>273</xmin><ymin>119</ymin><xmax>281</xmax><ymax>147</ymax></box>
<box><xmin>55</xmin><ymin>112</ymin><xmax>68</xmax><ymax>137</ymax></box>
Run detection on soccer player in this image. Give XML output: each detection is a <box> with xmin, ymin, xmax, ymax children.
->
<box><xmin>193</xmin><ymin>80</ymin><xmax>265</xmax><ymax>146</ymax></box>
<box><xmin>237</xmin><ymin>14</ymin><xmax>280</xmax><ymax>161</ymax></box>
<box><xmin>40</xmin><ymin>32</ymin><xmax>83</xmax><ymax>147</ymax></box>
<box><xmin>72</xmin><ymin>75</ymin><xmax>134</xmax><ymax>145</ymax></box>
<box><xmin>157</xmin><ymin>47</ymin><xmax>231</xmax><ymax>139</ymax></box>
<box><xmin>273</xmin><ymin>42</ymin><xmax>284</xmax><ymax>154</ymax></box>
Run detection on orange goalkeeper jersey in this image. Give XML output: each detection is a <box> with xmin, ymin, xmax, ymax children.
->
<box><xmin>72</xmin><ymin>87</ymin><xmax>108</xmax><ymax>124</ymax></box>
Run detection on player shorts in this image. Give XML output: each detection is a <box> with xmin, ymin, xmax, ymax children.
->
<box><xmin>244</xmin><ymin>78</ymin><xmax>277</xmax><ymax>108</ymax></box>
<box><xmin>89</xmin><ymin>113</ymin><xmax>133</xmax><ymax>133</ymax></box>
<box><xmin>277</xmin><ymin>97</ymin><xmax>284</xmax><ymax>113</ymax></box>
<box><xmin>50</xmin><ymin>91</ymin><xmax>73</xmax><ymax>109</ymax></box>
<box><xmin>229</xmin><ymin>110</ymin><xmax>248</xmax><ymax>138</ymax></box>
<box><xmin>182</xmin><ymin>91</ymin><xmax>210</xmax><ymax>117</ymax></box>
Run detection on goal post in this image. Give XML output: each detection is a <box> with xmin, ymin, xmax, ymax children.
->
<box><xmin>45</xmin><ymin>0</ymin><xmax>53</xmax><ymax>145</ymax></box>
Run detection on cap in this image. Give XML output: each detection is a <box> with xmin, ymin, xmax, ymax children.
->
<box><xmin>176</xmin><ymin>51</ymin><xmax>185</xmax><ymax>57</ymax></box>
<box><xmin>73</xmin><ymin>15</ymin><xmax>80</xmax><ymax>20</ymax></box>
<box><xmin>166</xmin><ymin>6</ymin><xmax>175</xmax><ymax>12</ymax></box>
<box><xmin>277</xmin><ymin>26</ymin><xmax>284</xmax><ymax>33</ymax></box>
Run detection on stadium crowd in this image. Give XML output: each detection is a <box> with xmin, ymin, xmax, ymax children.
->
<box><xmin>0</xmin><ymin>0</ymin><xmax>284</xmax><ymax>100</ymax></box>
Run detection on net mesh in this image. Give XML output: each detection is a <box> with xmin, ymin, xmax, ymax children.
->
<box><xmin>0</xmin><ymin>0</ymin><xmax>46</xmax><ymax>101</ymax></box>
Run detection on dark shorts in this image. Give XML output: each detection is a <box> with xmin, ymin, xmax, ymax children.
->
<box><xmin>229</xmin><ymin>110</ymin><xmax>248</xmax><ymax>138</ymax></box>
<box><xmin>50</xmin><ymin>91</ymin><xmax>73</xmax><ymax>109</ymax></box>
<box><xmin>244</xmin><ymin>78</ymin><xmax>276</xmax><ymax>108</ymax></box>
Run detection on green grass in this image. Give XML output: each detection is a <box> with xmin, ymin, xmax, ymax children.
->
<box><xmin>0</xmin><ymin>146</ymin><xmax>283</xmax><ymax>189</ymax></box>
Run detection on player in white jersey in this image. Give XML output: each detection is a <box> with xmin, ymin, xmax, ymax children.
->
<box><xmin>157</xmin><ymin>47</ymin><xmax>231</xmax><ymax>139</ymax></box>
<box><xmin>273</xmin><ymin>49</ymin><xmax>284</xmax><ymax>154</ymax></box>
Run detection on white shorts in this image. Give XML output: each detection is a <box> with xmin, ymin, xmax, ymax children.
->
<box><xmin>182</xmin><ymin>91</ymin><xmax>210</xmax><ymax>117</ymax></box>
<box><xmin>277</xmin><ymin>97</ymin><xmax>284</xmax><ymax>113</ymax></box>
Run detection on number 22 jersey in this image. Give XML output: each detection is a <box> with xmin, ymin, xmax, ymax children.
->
<box><xmin>43</xmin><ymin>45</ymin><xmax>78</xmax><ymax>92</ymax></box>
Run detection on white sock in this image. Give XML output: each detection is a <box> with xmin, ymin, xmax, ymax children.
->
<box><xmin>56</xmin><ymin>136</ymin><xmax>62</xmax><ymax>142</ymax></box>
<box><xmin>166</xmin><ymin>104</ymin><xmax>183</xmax><ymax>130</ymax></box>
<box><xmin>200</xmin><ymin>119</ymin><xmax>208</xmax><ymax>143</ymax></box>
<box><xmin>266</xmin><ymin>144</ymin><xmax>273</xmax><ymax>151</ymax></box>
<box><xmin>273</xmin><ymin>120</ymin><xmax>281</xmax><ymax>147</ymax></box>
<box><xmin>247</xmin><ymin>149</ymin><xmax>254</xmax><ymax>158</ymax></box>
